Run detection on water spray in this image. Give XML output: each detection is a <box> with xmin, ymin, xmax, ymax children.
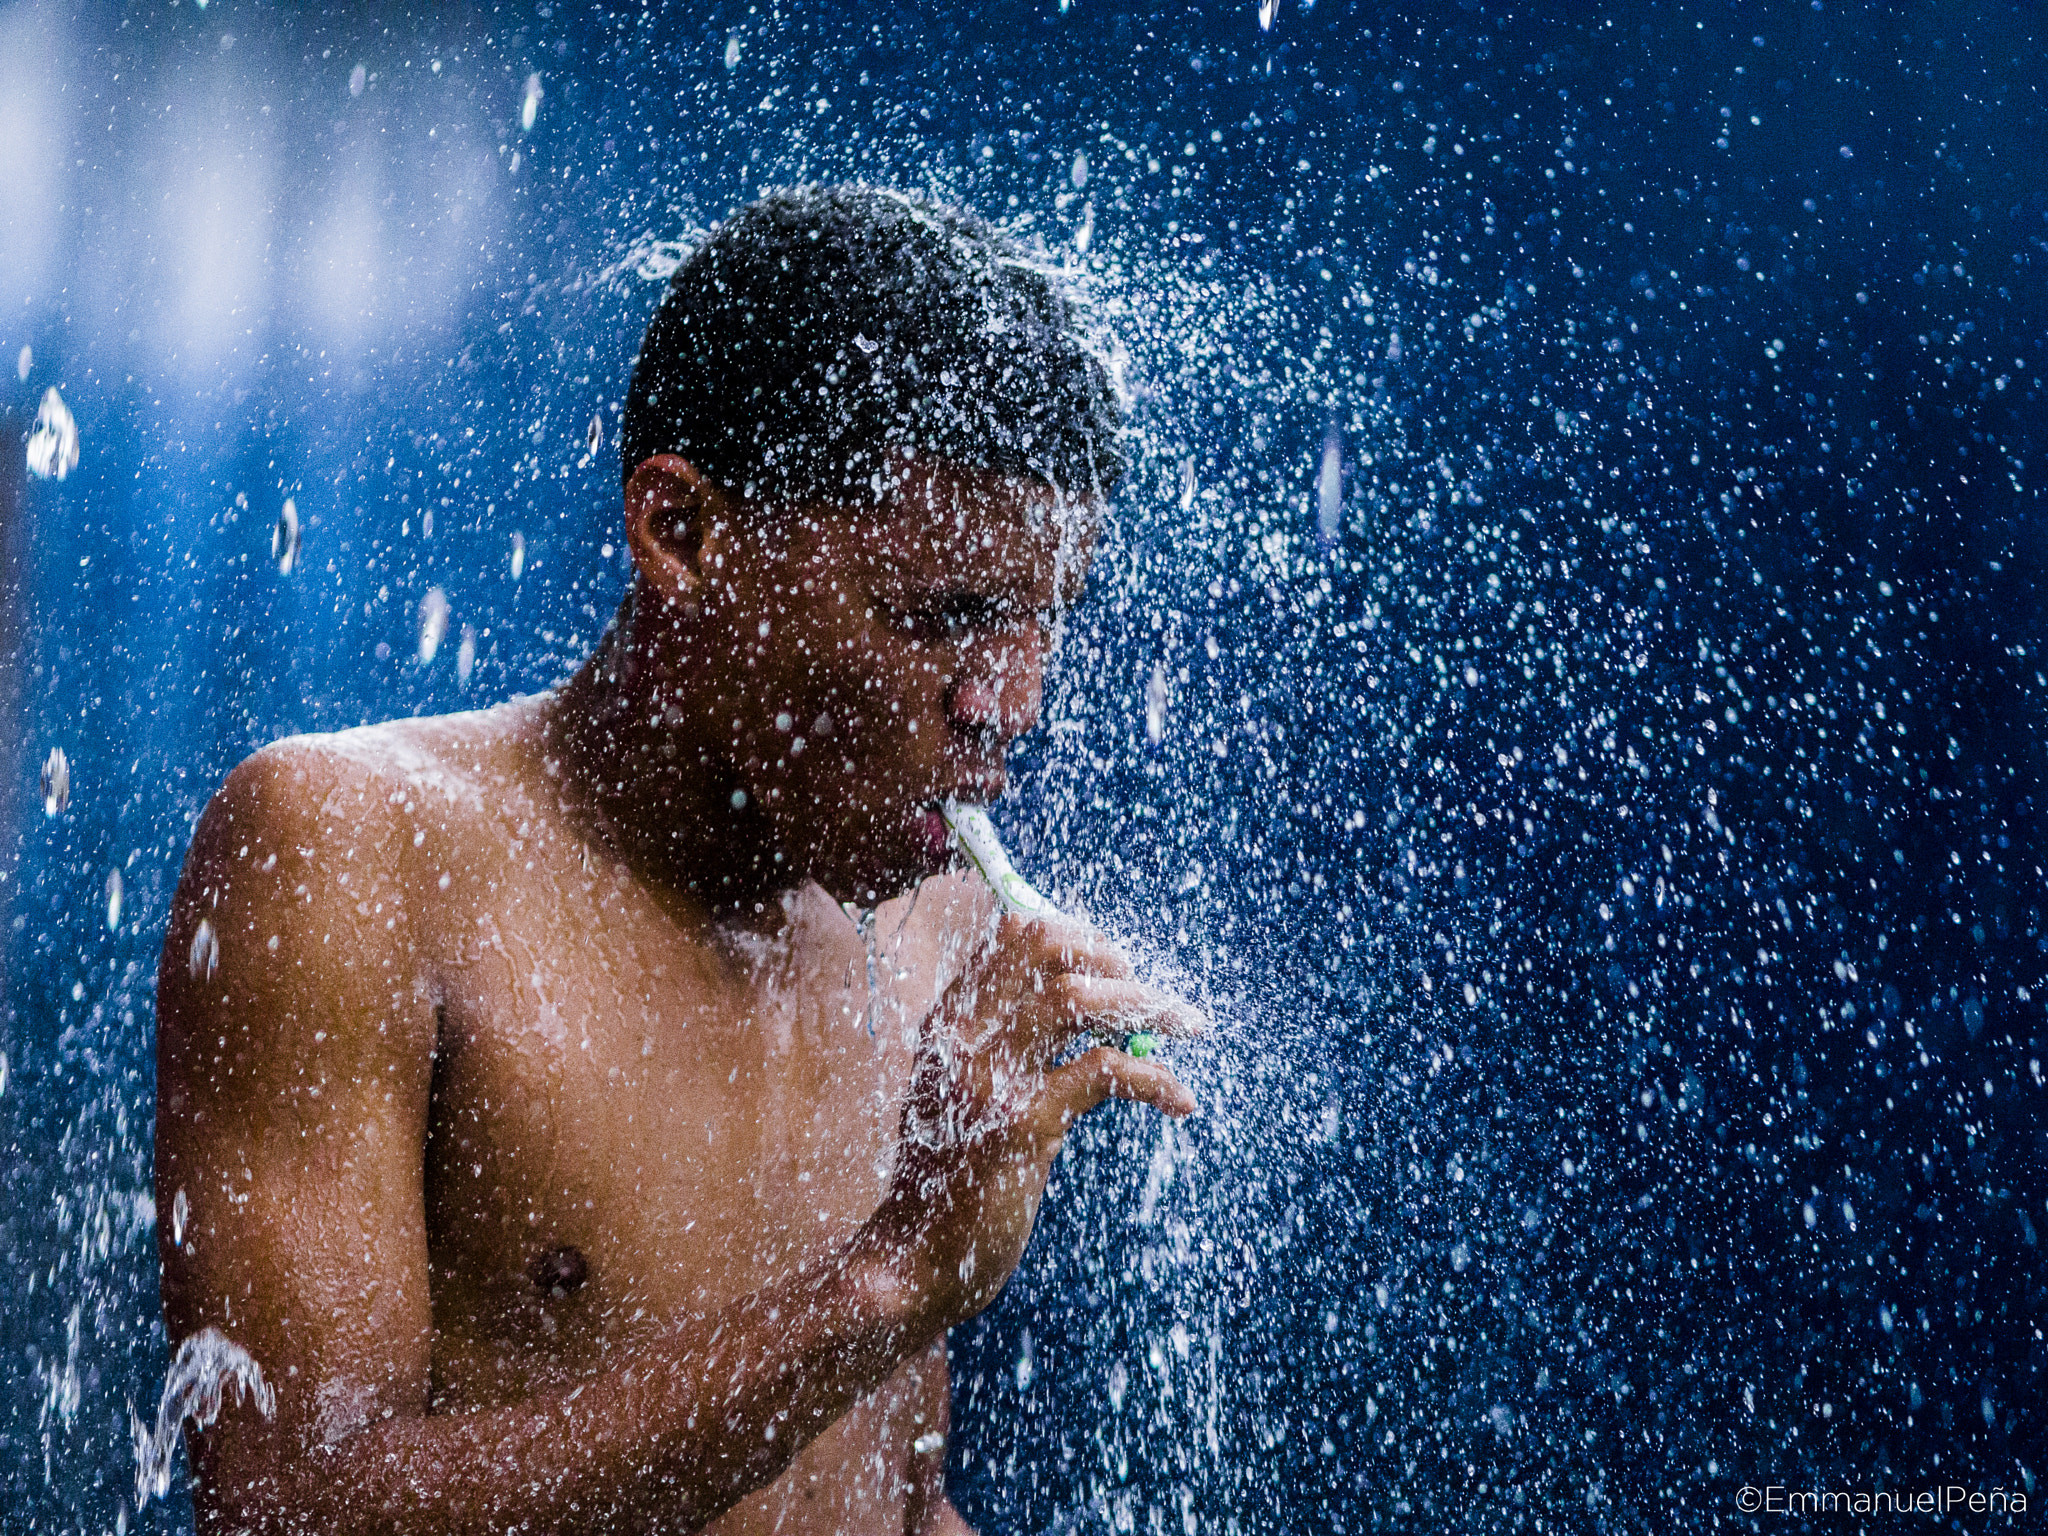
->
<box><xmin>936</xmin><ymin>800</ymin><xmax>1159</xmax><ymax>1059</ymax></box>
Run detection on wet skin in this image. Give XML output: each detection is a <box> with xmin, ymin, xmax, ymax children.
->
<box><xmin>155</xmin><ymin>458</ymin><xmax>1201</xmax><ymax>1534</ymax></box>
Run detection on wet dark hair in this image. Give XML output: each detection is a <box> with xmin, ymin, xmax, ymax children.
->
<box><xmin>620</xmin><ymin>184</ymin><xmax>1126</xmax><ymax>506</ymax></box>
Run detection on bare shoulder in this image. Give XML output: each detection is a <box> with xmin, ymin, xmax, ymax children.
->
<box><xmin>175</xmin><ymin>699</ymin><xmax>544</xmax><ymax>900</ymax></box>
<box><xmin>156</xmin><ymin>700</ymin><xmax>548</xmax><ymax>1084</ymax></box>
<box><xmin>221</xmin><ymin>698</ymin><xmax>546</xmax><ymax>836</ymax></box>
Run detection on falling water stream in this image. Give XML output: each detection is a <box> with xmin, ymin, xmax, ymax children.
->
<box><xmin>3</xmin><ymin>4</ymin><xmax>2044</xmax><ymax>1532</ymax></box>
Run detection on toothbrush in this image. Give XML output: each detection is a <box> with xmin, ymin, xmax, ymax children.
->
<box><xmin>936</xmin><ymin>800</ymin><xmax>1159</xmax><ymax>1059</ymax></box>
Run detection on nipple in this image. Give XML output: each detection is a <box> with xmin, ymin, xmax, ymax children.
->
<box><xmin>528</xmin><ymin>1245</ymin><xmax>589</xmax><ymax>1298</ymax></box>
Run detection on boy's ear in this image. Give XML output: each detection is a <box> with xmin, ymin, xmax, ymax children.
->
<box><xmin>622</xmin><ymin>455</ymin><xmax>731</xmax><ymax>614</ymax></box>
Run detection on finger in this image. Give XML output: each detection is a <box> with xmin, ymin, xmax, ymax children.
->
<box><xmin>995</xmin><ymin>913</ymin><xmax>1133</xmax><ymax>982</ymax></box>
<box><xmin>1030</xmin><ymin>1046</ymin><xmax>1197</xmax><ymax>1139</ymax></box>
<box><xmin>1039</xmin><ymin>976</ymin><xmax>1208</xmax><ymax>1044</ymax></box>
<box><xmin>994</xmin><ymin>980</ymin><xmax>1191</xmax><ymax>1070</ymax></box>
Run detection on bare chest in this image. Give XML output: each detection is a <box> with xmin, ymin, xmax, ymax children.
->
<box><xmin>414</xmin><ymin>851</ymin><xmax>941</xmax><ymax>1405</ymax></box>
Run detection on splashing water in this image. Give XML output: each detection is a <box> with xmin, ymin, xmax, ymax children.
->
<box><xmin>272</xmin><ymin>497</ymin><xmax>300</xmax><ymax>575</ymax></box>
<box><xmin>418</xmin><ymin>587</ymin><xmax>450</xmax><ymax>663</ymax></box>
<box><xmin>1315</xmin><ymin>420</ymin><xmax>1342</xmax><ymax>545</ymax></box>
<box><xmin>7</xmin><ymin>12</ymin><xmax>2041</xmax><ymax>1532</ymax></box>
<box><xmin>1070</xmin><ymin>150</ymin><xmax>1088</xmax><ymax>189</ymax></box>
<box><xmin>520</xmin><ymin>72</ymin><xmax>542</xmax><ymax>132</ymax></box>
<box><xmin>105</xmin><ymin>869</ymin><xmax>123</xmax><ymax>931</ymax></box>
<box><xmin>26</xmin><ymin>386</ymin><xmax>78</xmax><ymax>481</ymax></box>
<box><xmin>41</xmin><ymin>746</ymin><xmax>69</xmax><ymax>817</ymax></box>
<box><xmin>188</xmin><ymin>920</ymin><xmax>218</xmax><ymax>982</ymax></box>
<box><xmin>131</xmin><ymin>1329</ymin><xmax>275</xmax><ymax>1508</ymax></box>
<box><xmin>856</xmin><ymin>906</ymin><xmax>882</xmax><ymax>1038</ymax></box>
<box><xmin>15</xmin><ymin>344</ymin><xmax>28</xmax><ymax>380</ymax></box>
<box><xmin>456</xmin><ymin>624</ymin><xmax>477</xmax><ymax>687</ymax></box>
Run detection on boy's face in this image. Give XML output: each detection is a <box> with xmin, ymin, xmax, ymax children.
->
<box><xmin>676</xmin><ymin>458</ymin><xmax>1100</xmax><ymax>906</ymax></box>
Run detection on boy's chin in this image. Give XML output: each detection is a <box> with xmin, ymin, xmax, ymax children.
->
<box><xmin>805</xmin><ymin>805</ymin><xmax>954</xmax><ymax>908</ymax></box>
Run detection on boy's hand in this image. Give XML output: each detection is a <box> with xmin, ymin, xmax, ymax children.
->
<box><xmin>862</xmin><ymin>914</ymin><xmax>1203</xmax><ymax>1327</ymax></box>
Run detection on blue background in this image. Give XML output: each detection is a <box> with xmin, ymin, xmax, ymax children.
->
<box><xmin>2</xmin><ymin>1</ymin><xmax>2043</xmax><ymax>1530</ymax></box>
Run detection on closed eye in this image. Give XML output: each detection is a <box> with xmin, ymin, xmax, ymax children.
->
<box><xmin>891</xmin><ymin>593</ymin><xmax>1009</xmax><ymax>643</ymax></box>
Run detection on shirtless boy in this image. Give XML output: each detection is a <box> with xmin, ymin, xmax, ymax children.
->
<box><xmin>154</xmin><ymin>186</ymin><xmax>1201</xmax><ymax>1534</ymax></box>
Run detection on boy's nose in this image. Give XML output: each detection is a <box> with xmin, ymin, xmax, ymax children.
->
<box><xmin>945</xmin><ymin>628</ymin><xmax>1045</xmax><ymax>743</ymax></box>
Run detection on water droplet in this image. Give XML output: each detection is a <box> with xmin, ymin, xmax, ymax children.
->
<box><xmin>348</xmin><ymin>63</ymin><xmax>366</xmax><ymax>97</ymax></box>
<box><xmin>171</xmin><ymin>1188</ymin><xmax>187</xmax><ymax>1247</ymax></box>
<box><xmin>1145</xmin><ymin>661</ymin><xmax>1169</xmax><ymax>745</ymax></box>
<box><xmin>14</xmin><ymin>344</ymin><xmax>28</xmax><ymax>380</ymax></box>
<box><xmin>417</xmin><ymin>587</ymin><xmax>450</xmax><ymax>663</ymax></box>
<box><xmin>852</xmin><ymin>332</ymin><xmax>880</xmax><ymax>355</ymax></box>
<box><xmin>1070</xmin><ymin>150</ymin><xmax>1089</xmax><ymax>189</ymax></box>
<box><xmin>189</xmin><ymin>919</ymin><xmax>219</xmax><ymax>982</ymax></box>
<box><xmin>40</xmin><ymin>746</ymin><xmax>69</xmax><ymax>816</ymax></box>
<box><xmin>0</xmin><ymin>1051</ymin><xmax>8</xmax><ymax>1098</ymax></box>
<box><xmin>1258</xmin><ymin>0</ymin><xmax>1279</xmax><ymax>30</ymax></box>
<box><xmin>271</xmin><ymin>498</ymin><xmax>300</xmax><ymax>575</ymax></box>
<box><xmin>1179</xmin><ymin>456</ymin><xmax>1197</xmax><ymax>511</ymax></box>
<box><xmin>105</xmin><ymin>869</ymin><xmax>123</xmax><ymax>931</ymax></box>
<box><xmin>456</xmin><ymin>624</ymin><xmax>477</xmax><ymax>687</ymax></box>
<box><xmin>1317</xmin><ymin>421</ymin><xmax>1343</xmax><ymax>544</ymax></box>
<box><xmin>1074</xmin><ymin>199</ymin><xmax>1095</xmax><ymax>255</ymax></box>
<box><xmin>26</xmin><ymin>386</ymin><xmax>78</xmax><ymax>481</ymax></box>
<box><xmin>1384</xmin><ymin>330</ymin><xmax>1403</xmax><ymax>364</ymax></box>
<box><xmin>132</xmin><ymin>1328</ymin><xmax>274</xmax><ymax>1506</ymax></box>
<box><xmin>520</xmin><ymin>73</ymin><xmax>543</xmax><ymax>132</ymax></box>
<box><xmin>509</xmin><ymin>531</ymin><xmax>526</xmax><ymax>581</ymax></box>
<box><xmin>724</xmin><ymin>33</ymin><xmax>742</xmax><ymax>69</ymax></box>
<box><xmin>586</xmin><ymin>411</ymin><xmax>604</xmax><ymax>457</ymax></box>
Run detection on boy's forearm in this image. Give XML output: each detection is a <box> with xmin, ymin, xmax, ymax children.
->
<box><xmin>197</xmin><ymin>1238</ymin><xmax>941</xmax><ymax>1536</ymax></box>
